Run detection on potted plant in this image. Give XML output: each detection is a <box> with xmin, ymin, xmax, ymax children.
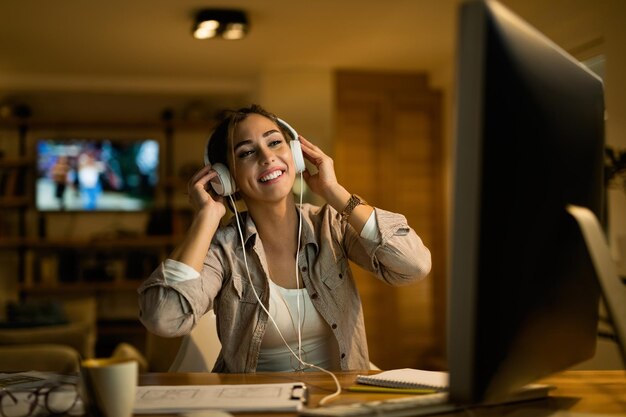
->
<box><xmin>605</xmin><ymin>146</ymin><xmax>626</xmax><ymax>194</ymax></box>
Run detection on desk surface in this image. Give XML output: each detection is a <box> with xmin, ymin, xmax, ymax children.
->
<box><xmin>138</xmin><ymin>370</ymin><xmax>626</xmax><ymax>416</ymax></box>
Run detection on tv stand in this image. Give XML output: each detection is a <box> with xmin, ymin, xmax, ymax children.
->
<box><xmin>567</xmin><ymin>204</ymin><xmax>626</xmax><ymax>367</ymax></box>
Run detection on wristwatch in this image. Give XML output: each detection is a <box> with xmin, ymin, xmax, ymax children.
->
<box><xmin>340</xmin><ymin>194</ymin><xmax>367</xmax><ymax>223</ymax></box>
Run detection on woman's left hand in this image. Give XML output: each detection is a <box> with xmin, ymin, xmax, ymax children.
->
<box><xmin>299</xmin><ymin>136</ymin><xmax>344</xmax><ymax>201</ymax></box>
<box><xmin>299</xmin><ymin>136</ymin><xmax>370</xmax><ymax>222</ymax></box>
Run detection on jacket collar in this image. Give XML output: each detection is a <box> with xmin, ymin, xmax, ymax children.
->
<box><xmin>230</xmin><ymin>205</ymin><xmax>318</xmax><ymax>253</ymax></box>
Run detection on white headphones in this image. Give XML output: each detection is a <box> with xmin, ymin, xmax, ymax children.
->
<box><xmin>204</xmin><ymin>118</ymin><xmax>306</xmax><ymax>196</ymax></box>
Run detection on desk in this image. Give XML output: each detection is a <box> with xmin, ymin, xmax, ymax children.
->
<box><xmin>138</xmin><ymin>370</ymin><xmax>626</xmax><ymax>416</ymax></box>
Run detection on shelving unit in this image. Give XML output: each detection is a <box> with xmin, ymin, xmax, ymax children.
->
<box><xmin>18</xmin><ymin>236</ymin><xmax>180</xmax><ymax>293</ymax></box>
<box><xmin>0</xmin><ymin>113</ymin><xmax>204</xmax><ymax>355</ymax></box>
<box><xmin>0</xmin><ymin>115</ymin><xmax>199</xmax><ymax>287</ymax></box>
<box><xmin>0</xmin><ymin>157</ymin><xmax>33</xmax><ymax>202</ymax></box>
<box><xmin>0</xmin><ymin>117</ymin><xmax>32</xmax><ymax>287</ymax></box>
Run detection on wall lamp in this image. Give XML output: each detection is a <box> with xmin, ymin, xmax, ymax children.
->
<box><xmin>192</xmin><ymin>9</ymin><xmax>249</xmax><ymax>40</ymax></box>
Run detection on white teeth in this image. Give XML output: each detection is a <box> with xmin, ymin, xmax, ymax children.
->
<box><xmin>260</xmin><ymin>170</ymin><xmax>283</xmax><ymax>182</ymax></box>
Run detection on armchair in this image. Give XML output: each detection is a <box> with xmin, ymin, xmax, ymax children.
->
<box><xmin>0</xmin><ymin>297</ymin><xmax>97</xmax><ymax>372</ymax></box>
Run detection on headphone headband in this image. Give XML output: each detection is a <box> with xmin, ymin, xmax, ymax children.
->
<box><xmin>205</xmin><ymin>116</ymin><xmax>298</xmax><ymax>165</ymax></box>
<box><xmin>276</xmin><ymin>118</ymin><xmax>298</xmax><ymax>141</ymax></box>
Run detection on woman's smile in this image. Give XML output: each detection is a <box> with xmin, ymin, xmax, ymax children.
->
<box><xmin>259</xmin><ymin>168</ymin><xmax>284</xmax><ymax>183</ymax></box>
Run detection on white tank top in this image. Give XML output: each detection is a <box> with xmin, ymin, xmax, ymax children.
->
<box><xmin>257</xmin><ymin>280</ymin><xmax>339</xmax><ymax>371</ymax></box>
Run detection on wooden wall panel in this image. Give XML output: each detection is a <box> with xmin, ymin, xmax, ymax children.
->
<box><xmin>335</xmin><ymin>71</ymin><xmax>445</xmax><ymax>370</ymax></box>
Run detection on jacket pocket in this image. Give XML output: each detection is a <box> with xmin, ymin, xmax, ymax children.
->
<box><xmin>321</xmin><ymin>255</ymin><xmax>351</xmax><ymax>290</ymax></box>
<box><xmin>232</xmin><ymin>274</ymin><xmax>263</xmax><ymax>304</ymax></box>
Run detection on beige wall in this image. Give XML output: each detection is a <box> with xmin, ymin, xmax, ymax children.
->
<box><xmin>250</xmin><ymin>8</ymin><xmax>626</xmax><ymax>363</ymax></box>
<box><xmin>604</xmin><ymin>0</ymin><xmax>626</xmax><ymax>274</ymax></box>
<box><xmin>255</xmin><ymin>66</ymin><xmax>334</xmax><ymax>151</ymax></box>
<box><xmin>255</xmin><ymin>67</ymin><xmax>335</xmax><ymax>206</ymax></box>
<box><xmin>494</xmin><ymin>0</ymin><xmax>626</xmax><ymax>273</ymax></box>
<box><xmin>1</xmin><ymin>0</ymin><xmax>624</xmax><ymax>360</ymax></box>
<box><xmin>250</xmin><ymin>0</ymin><xmax>626</xmax><ymax>364</ymax></box>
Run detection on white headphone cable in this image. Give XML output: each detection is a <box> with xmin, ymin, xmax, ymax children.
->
<box><xmin>295</xmin><ymin>171</ymin><xmax>304</xmax><ymax>365</ymax></box>
<box><xmin>227</xmin><ymin>183</ymin><xmax>342</xmax><ymax>405</ymax></box>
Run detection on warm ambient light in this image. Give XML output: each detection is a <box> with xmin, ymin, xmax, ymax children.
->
<box><xmin>192</xmin><ymin>9</ymin><xmax>249</xmax><ymax>40</ymax></box>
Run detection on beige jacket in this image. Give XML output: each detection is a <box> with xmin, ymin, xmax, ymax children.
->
<box><xmin>138</xmin><ymin>204</ymin><xmax>431</xmax><ymax>372</ymax></box>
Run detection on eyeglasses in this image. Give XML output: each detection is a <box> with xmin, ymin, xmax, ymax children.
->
<box><xmin>0</xmin><ymin>383</ymin><xmax>79</xmax><ymax>417</ymax></box>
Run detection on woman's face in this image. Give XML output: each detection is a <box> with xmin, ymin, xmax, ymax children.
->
<box><xmin>228</xmin><ymin>113</ymin><xmax>296</xmax><ymax>204</ymax></box>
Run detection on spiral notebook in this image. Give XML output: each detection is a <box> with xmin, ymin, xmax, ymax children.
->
<box><xmin>356</xmin><ymin>368</ymin><xmax>449</xmax><ymax>391</ymax></box>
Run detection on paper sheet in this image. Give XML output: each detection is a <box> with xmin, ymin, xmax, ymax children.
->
<box><xmin>134</xmin><ymin>382</ymin><xmax>307</xmax><ymax>414</ymax></box>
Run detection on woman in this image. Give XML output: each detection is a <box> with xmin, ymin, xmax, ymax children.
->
<box><xmin>138</xmin><ymin>104</ymin><xmax>431</xmax><ymax>373</ymax></box>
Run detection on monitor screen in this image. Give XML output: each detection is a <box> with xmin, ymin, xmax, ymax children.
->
<box><xmin>36</xmin><ymin>138</ymin><xmax>159</xmax><ymax>211</ymax></box>
<box><xmin>448</xmin><ymin>0</ymin><xmax>604</xmax><ymax>404</ymax></box>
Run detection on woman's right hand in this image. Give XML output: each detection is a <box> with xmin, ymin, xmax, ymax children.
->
<box><xmin>170</xmin><ymin>165</ymin><xmax>227</xmax><ymax>268</ymax></box>
<box><xmin>187</xmin><ymin>165</ymin><xmax>227</xmax><ymax>218</ymax></box>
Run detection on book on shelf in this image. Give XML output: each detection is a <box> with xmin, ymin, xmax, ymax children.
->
<box><xmin>39</xmin><ymin>254</ymin><xmax>59</xmax><ymax>286</ymax></box>
<box><xmin>356</xmin><ymin>368</ymin><xmax>449</xmax><ymax>391</ymax></box>
<box><xmin>0</xmin><ymin>169</ymin><xmax>6</xmax><ymax>196</ymax></box>
<box><xmin>0</xmin><ymin>165</ymin><xmax>26</xmax><ymax>197</ymax></box>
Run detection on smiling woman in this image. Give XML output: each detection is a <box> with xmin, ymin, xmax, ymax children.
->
<box><xmin>137</xmin><ymin>104</ymin><xmax>432</xmax><ymax>380</ymax></box>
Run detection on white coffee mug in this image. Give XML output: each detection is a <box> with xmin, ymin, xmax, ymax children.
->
<box><xmin>80</xmin><ymin>357</ymin><xmax>138</xmax><ymax>417</ymax></box>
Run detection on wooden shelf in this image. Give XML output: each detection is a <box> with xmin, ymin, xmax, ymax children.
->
<box><xmin>0</xmin><ymin>196</ymin><xmax>30</xmax><ymax>208</ymax></box>
<box><xmin>0</xmin><ymin>237</ymin><xmax>24</xmax><ymax>248</ymax></box>
<box><xmin>19</xmin><ymin>281</ymin><xmax>142</xmax><ymax>294</ymax></box>
<box><xmin>0</xmin><ymin>235</ymin><xmax>182</xmax><ymax>249</ymax></box>
<box><xmin>1</xmin><ymin>117</ymin><xmax>191</xmax><ymax>356</ymax></box>
<box><xmin>0</xmin><ymin>157</ymin><xmax>35</xmax><ymax>168</ymax></box>
<box><xmin>0</xmin><ymin>119</ymin><xmax>216</xmax><ymax>130</ymax></box>
<box><xmin>0</xmin><ymin>157</ymin><xmax>31</xmax><ymax>202</ymax></box>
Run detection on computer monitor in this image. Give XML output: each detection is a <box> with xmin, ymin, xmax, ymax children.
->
<box><xmin>448</xmin><ymin>0</ymin><xmax>605</xmax><ymax>404</ymax></box>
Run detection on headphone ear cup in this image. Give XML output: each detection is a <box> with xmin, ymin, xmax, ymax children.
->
<box><xmin>277</xmin><ymin>118</ymin><xmax>306</xmax><ymax>174</ymax></box>
<box><xmin>210</xmin><ymin>163</ymin><xmax>236</xmax><ymax>196</ymax></box>
<box><xmin>290</xmin><ymin>140</ymin><xmax>306</xmax><ymax>173</ymax></box>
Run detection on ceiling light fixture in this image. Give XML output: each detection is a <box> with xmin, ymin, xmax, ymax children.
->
<box><xmin>192</xmin><ymin>9</ymin><xmax>249</xmax><ymax>40</ymax></box>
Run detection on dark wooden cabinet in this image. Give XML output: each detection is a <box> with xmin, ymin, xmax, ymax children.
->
<box><xmin>335</xmin><ymin>70</ymin><xmax>446</xmax><ymax>370</ymax></box>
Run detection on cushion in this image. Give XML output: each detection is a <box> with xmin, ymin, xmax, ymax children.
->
<box><xmin>3</xmin><ymin>300</ymin><xmax>68</xmax><ymax>327</ymax></box>
<box><xmin>0</xmin><ymin>344</ymin><xmax>80</xmax><ymax>373</ymax></box>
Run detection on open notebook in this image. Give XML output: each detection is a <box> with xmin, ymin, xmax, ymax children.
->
<box><xmin>356</xmin><ymin>368</ymin><xmax>449</xmax><ymax>390</ymax></box>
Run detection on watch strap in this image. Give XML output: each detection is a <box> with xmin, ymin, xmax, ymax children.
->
<box><xmin>340</xmin><ymin>194</ymin><xmax>366</xmax><ymax>223</ymax></box>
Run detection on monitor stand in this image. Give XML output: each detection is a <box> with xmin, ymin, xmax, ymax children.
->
<box><xmin>567</xmin><ymin>204</ymin><xmax>626</xmax><ymax>367</ymax></box>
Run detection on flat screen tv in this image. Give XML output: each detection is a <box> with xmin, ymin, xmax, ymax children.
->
<box><xmin>36</xmin><ymin>138</ymin><xmax>159</xmax><ymax>211</ymax></box>
<box><xmin>448</xmin><ymin>0</ymin><xmax>604</xmax><ymax>405</ymax></box>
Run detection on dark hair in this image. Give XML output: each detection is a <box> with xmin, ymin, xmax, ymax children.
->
<box><xmin>205</xmin><ymin>104</ymin><xmax>280</xmax><ymax>169</ymax></box>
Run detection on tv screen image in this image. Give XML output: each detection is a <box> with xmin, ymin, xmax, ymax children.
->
<box><xmin>36</xmin><ymin>138</ymin><xmax>159</xmax><ymax>211</ymax></box>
